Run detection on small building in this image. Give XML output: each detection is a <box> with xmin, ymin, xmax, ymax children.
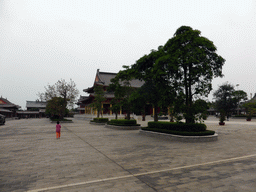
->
<box><xmin>0</xmin><ymin>97</ymin><xmax>21</xmax><ymax>118</ymax></box>
<box><xmin>16</xmin><ymin>101</ymin><xmax>47</xmax><ymax>118</ymax></box>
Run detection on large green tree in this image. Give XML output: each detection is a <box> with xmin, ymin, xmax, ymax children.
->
<box><xmin>162</xmin><ymin>26</ymin><xmax>225</xmax><ymax>123</ymax></box>
<box><xmin>127</xmin><ymin>26</ymin><xmax>225</xmax><ymax>123</ymax></box>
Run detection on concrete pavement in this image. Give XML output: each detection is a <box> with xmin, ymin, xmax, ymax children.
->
<box><xmin>1</xmin><ymin>116</ymin><xmax>256</xmax><ymax>191</ymax></box>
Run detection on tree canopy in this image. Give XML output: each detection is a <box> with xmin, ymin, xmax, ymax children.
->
<box><xmin>38</xmin><ymin>79</ymin><xmax>79</xmax><ymax>119</ymax></box>
<box><xmin>213</xmin><ymin>83</ymin><xmax>247</xmax><ymax>117</ymax></box>
<box><xmin>45</xmin><ymin>97</ymin><xmax>68</xmax><ymax>119</ymax></box>
<box><xmin>108</xmin><ymin>70</ymin><xmax>136</xmax><ymax>120</ymax></box>
<box><xmin>162</xmin><ymin>26</ymin><xmax>225</xmax><ymax>123</ymax></box>
<box><xmin>119</xmin><ymin>26</ymin><xmax>225</xmax><ymax>123</ymax></box>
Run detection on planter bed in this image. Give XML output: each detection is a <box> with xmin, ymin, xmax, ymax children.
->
<box><xmin>140</xmin><ymin>129</ymin><xmax>218</xmax><ymax>142</ymax></box>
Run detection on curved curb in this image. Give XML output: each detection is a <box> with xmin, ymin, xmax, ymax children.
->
<box><xmin>105</xmin><ymin>124</ymin><xmax>141</xmax><ymax>130</ymax></box>
<box><xmin>89</xmin><ymin>121</ymin><xmax>107</xmax><ymax>125</ymax></box>
<box><xmin>139</xmin><ymin>130</ymin><xmax>218</xmax><ymax>142</ymax></box>
<box><xmin>51</xmin><ymin>121</ymin><xmax>73</xmax><ymax>123</ymax></box>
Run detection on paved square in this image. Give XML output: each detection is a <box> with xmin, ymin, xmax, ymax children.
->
<box><xmin>1</xmin><ymin>116</ymin><xmax>256</xmax><ymax>191</ymax></box>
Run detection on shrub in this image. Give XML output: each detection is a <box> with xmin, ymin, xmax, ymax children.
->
<box><xmin>107</xmin><ymin>119</ymin><xmax>139</xmax><ymax>126</ymax></box>
<box><xmin>91</xmin><ymin>118</ymin><xmax>109</xmax><ymax>123</ymax></box>
<box><xmin>148</xmin><ymin>121</ymin><xmax>206</xmax><ymax>132</ymax></box>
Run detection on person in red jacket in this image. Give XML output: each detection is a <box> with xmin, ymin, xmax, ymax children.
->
<box><xmin>56</xmin><ymin>121</ymin><xmax>61</xmax><ymax>139</ymax></box>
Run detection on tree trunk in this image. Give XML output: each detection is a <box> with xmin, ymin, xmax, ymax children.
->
<box><xmin>97</xmin><ymin>110</ymin><xmax>100</xmax><ymax>118</ymax></box>
<box><xmin>154</xmin><ymin>104</ymin><xmax>158</xmax><ymax>122</ymax></box>
<box><xmin>184</xmin><ymin>66</ymin><xmax>190</xmax><ymax>123</ymax></box>
<box><xmin>127</xmin><ymin>111</ymin><xmax>131</xmax><ymax>120</ymax></box>
<box><xmin>187</xmin><ymin>64</ymin><xmax>194</xmax><ymax>124</ymax></box>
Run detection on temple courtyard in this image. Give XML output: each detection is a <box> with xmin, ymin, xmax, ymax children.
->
<box><xmin>1</xmin><ymin>116</ymin><xmax>256</xmax><ymax>191</ymax></box>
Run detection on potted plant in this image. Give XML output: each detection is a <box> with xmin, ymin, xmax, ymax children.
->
<box><xmin>243</xmin><ymin>101</ymin><xmax>256</xmax><ymax>121</ymax></box>
<box><xmin>219</xmin><ymin>111</ymin><xmax>225</xmax><ymax>125</ymax></box>
<box><xmin>246</xmin><ymin>115</ymin><xmax>252</xmax><ymax>121</ymax></box>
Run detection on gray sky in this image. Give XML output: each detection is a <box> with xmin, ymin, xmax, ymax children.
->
<box><xmin>1</xmin><ymin>0</ymin><xmax>256</xmax><ymax>109</ymax></box>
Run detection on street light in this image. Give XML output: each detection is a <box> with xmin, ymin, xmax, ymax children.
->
<box><xmin>236</xmin><ymin>84</ymin><xmax>239</xmax><ymax>90</ymax></box>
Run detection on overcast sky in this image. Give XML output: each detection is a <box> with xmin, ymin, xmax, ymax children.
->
<box><xmin>1</xmin><ymin>0</ymin><xmax>256</xmax><ymax>109</ymax></box>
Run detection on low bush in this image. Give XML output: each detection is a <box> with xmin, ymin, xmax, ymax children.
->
<box><xmin>148</xmin><ymin>121</ymin><xmax>206</xmax><ymax>132</ymax></box>
<box><xmin>91</xmin><ymin>118</ymin><xmax>109</xmax><ymax>123</ymax></box>
<box><xmin>142</xmin><ymin>127</ymin><xmax>215</xmax><ymax>136</ymax></box>
<box><xmin>107</xmin><ymin>119</ymin><xmax>139</xmax><ymax>126</ymax></box>
<box><xmin>234</xmin><ymin>115</ymin><xmax>256</xmax><ymax>118</ymax></box>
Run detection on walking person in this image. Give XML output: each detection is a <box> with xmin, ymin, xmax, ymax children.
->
<box><xmin>56</xmin><ymin>121</ymin><xmax>61</xmax><ymax>139</ymax></box>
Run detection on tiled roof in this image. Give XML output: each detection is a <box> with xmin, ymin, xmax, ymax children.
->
<box><xmin>96</xmin><ymin>71</ymin><xmax>144</xmax><ymax>88</ymax></box>
<box><xmin>26</xmin><ymin>101</ymin><xmax>47</xmax><ymax>108</ymax></box>
<box><xmin>77</xmin><ymin>96</ymin><xmax>89</xmax><ymax>104</ymax></box>
<box><xmin>0</xmin><ymin>108</ymin><xmax>12</xmax><ymax>113</ymax></box>
<box><xmin>95</xmin><ymin>71</ymin><xmax>117</xmax><ymax>86</ymax></box>
<box><xmin>0</xmin><ymin>97</ymin><xmax>21</xmax><ymax>109</ymax></box>
<box><xmin>0</xmin><ymin>97</ymin><xmax>13</xmax><ymax>104</ymax></box>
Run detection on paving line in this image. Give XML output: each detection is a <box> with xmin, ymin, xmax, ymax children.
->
<box><xmin>27</xmin><ymin>153</ymin><xmax>256</xmax><ymax>192</ymax></box>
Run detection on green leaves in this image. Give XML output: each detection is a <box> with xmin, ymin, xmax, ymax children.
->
<box><xmin>213</xmin><ymin>83</ymin><xmax>247</xmax><ymax>116</ymax></box>
<box><xmin>45</xmin><ymin>97</ymin><xmax>67</xmax><ymax>119</ymax></box>
<box><xmin>109</xmin><ymin>26</ymin><xmax>225</xmax><ymax>124</ymax></box>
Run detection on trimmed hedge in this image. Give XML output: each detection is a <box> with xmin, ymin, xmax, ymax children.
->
<box><xmin>91</xmin><ymin>118</ymin><xmax>109</xmax><ymax>123</ymax></box>
<box><xmin>148</xmin><ymin>121</ymin><xmax>206</xmax><ymax>132</ymax></box>
<box><xmin>234</xmin><ymin>115</ymin><xmax>256</xmax><ymax>118</ymax></box>
<box><xmin>107</xmin><ymin>119</ymin><xmax>139</xmax><ymax>126</ymax></box>
<box><xmin>142</xmin><ymin>127</ymin><xmax>215</xmax><ymax>136</ymax></box>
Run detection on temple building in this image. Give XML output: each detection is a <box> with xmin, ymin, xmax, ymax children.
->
<box><xmin>76</xmin><ymin>96</ymin><xmax>89</xmax><ymax>114</ymax></box>
<box><xmin>0</xmin><ymin>97</ymin><xmax>21</xmax><ymax>118</ymax></box>
<box><xmin>82</xmin><ymin>69</ymin><xmax>145</xmax><ymax>116</ymax></box>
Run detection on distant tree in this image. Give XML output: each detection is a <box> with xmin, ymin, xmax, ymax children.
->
<box><xmin>45</xmin><ymin>97</ymin><xmax>68</xmax><ymax>119</ymax></box>
<box><xmin>108</xmin><ymin>69</ymin><xmax>135</xmax><ymax>120</ymax></box>
<box><xmin>38</xmin><ymin>79</ymin><xmax>79</xmax><ymax>119</ymax></box>
<box><xmin>90</xmin><ymin>86</ymin><xmax>106</xmax><ymax>118</ymax></box>
<box><xmin>213</xmin><ymin>83</ymin><xmax>246</xmax><ymax>118</ymax></box>
<box><xmin>233</xmin><ymin>90</ymin><xmax>248</xmax><ymax>107</ymax></box>
<box><xmin>243</xmin><ymin>101</ymin><xmax>256</xmax><ymax>120</ymax></box>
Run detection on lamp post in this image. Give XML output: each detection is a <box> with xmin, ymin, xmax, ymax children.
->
<box><xmin>236</xmin><ymin>84</ymin><xmax>239</xmax><ymax>115</ymax></box>
<box><xmin>236</xmin><ymin>84</ymin><xmax>239</xmax><ymax>90</ymax></box>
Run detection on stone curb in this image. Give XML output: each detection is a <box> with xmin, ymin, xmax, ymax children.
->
<box><xmin>89</xmin><ymin>121</ymin><xmax>107</xmax><ymax>125</ymax></box>
<box><xmin>50</xmin><ymin>121</ymin><xmax>73</xmax><ymax>123</ymax></box>
<box><xmin>104</xmin><ymin>124</ymin><xmax>141</xmax><ymax>130</ymax></box>
<box><xmin>139</xmin><ymin>130</ymin><xmax>218</xmax><ymax>142</ymax></box>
